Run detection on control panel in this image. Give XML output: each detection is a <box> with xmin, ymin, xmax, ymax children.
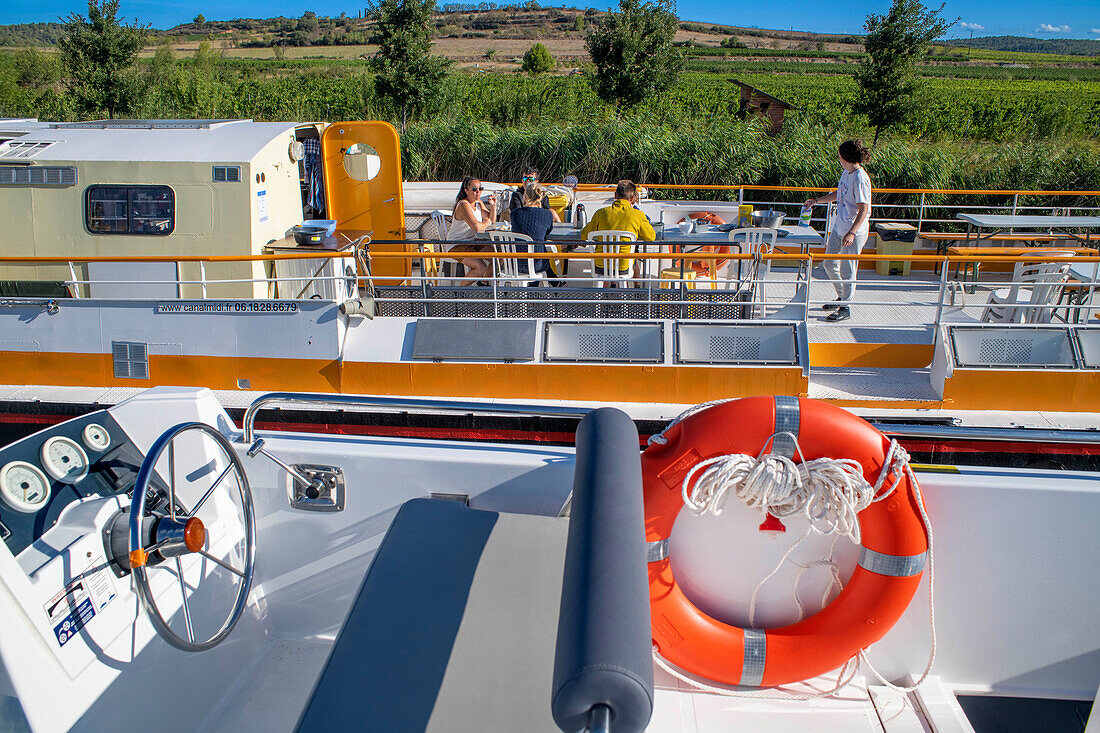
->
<box><xmin>0</xmin><ymin>410</ymin><xmax>170</xmax><ymax>557</ymax></box>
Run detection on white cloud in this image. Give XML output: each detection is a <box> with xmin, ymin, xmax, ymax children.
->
<box><xmin>959</xmin><ymin>22</ymin><xmax>985</xmax><ymax>31</ymax></box>
<box><xmin>1036</xmin><ymin>23</ymin><xmax>1071</xmax><ymax>33</ymax></box>
<box><xmin>1092</xmin><ymin>28</ymin><xmax>1100</xmax><ymax>34</ymax></box>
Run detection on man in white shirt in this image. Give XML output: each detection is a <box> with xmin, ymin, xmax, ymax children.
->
<box><xmin>804</xmin><ymin>140</ymin><xmax>872</xmax><ymax>322</ymax></box>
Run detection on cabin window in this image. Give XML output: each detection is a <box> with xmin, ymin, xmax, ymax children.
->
<box><xmin>85</xmin><ymin>185</ymin><xmax>175</xmax><ymax>236</ymax></box>
<box><xmin>212</xmin><ymin>165</ymin><xmax>241</xmax><ymax>183</ymax></box>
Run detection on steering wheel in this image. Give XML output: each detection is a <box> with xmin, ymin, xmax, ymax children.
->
<box><xmin>129</xmin><ymin>422</ymin><xmax>256</xmax><ymax>652</ymax></box>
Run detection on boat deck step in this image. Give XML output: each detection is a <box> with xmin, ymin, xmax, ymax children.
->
<box><xmin>808</xmin><ymin>367</ymin><xmax>940</xmax><ymax>403</ymax></box>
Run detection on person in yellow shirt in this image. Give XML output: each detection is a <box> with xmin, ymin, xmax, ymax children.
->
<box><xmin>580</xmin><ymin>179</ymin><xmax>656</xmax><ymax>280</ymax></box>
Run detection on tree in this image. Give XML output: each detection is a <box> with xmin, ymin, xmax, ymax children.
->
<box><xmin>14</xmin><ymin>48</ymin><xmax>62</xmax><ymax>89</ymax></box>
<box><xmin>194</xmin><ymin>14</ymin><xmax>205</xmax><ymax>25</ymax></box>
<box><xmin>57</xmin><ymin>0</ymin><xmax>148</xmax><ymax>119</ymax></box>
<box><xmin>522</xmin><ymin>42</ymin><xmax>553</xmax><ymax>74</ymax></box>
<box><xmin>584</xmin><ymin>0</ymin><xmax>682</xmax><ymax>112</ymax></box>
<box><xmin>854</xmin><ymin>0</ymin><xmax>955</xmax><ymax>144</ymax></box>
<box><xmin>572</xmin><ymin>14</ymin><xmax>585</xmax><ymax>32</ymax></box>
<box><xmin>369</xmin><ymin>0</ymin><xmax>451</xmax><ymax>130</ymax></box>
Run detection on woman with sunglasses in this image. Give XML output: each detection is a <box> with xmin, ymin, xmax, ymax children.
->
<box><xmin>447</xmin><ymin>176</ymin><xmax>497</xmax><ymax>285</ymax></box>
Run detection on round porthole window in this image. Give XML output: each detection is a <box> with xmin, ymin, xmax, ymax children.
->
<box><xmin>343</xmin><ymin>143</ymin><xmax>382</xmax><ymax>182</ymax></box>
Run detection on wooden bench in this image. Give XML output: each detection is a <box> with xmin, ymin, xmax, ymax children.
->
<box><xmin>945</xmin><ymin>245</ymin><xmax>1097</xmax><ymax>286</ymax></box>
<box><xmin>923</xmin><ymin>232</ymin><xmax>1093</xmax><ymax>275</ymax></box>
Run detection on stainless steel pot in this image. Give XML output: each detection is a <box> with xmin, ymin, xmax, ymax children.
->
<box><xmin>750</xmin><ymin>210</ymin><xmax>784</xmax><ymax>228</ymax></box>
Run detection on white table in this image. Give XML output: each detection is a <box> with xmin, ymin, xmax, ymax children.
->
<box><xmin>956</xmin><ymin>213</ymin><xmax>1100</xmax><ymax>247</ymax></box>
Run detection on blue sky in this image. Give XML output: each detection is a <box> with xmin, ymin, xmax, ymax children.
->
<box><xmin>2</xmin><ymin>0</ymin><xmax>1098</xmax><ymax>40</ymax></box>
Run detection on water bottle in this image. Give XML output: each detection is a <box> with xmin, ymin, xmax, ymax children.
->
<box><xmin>575</xmin><ymin>203</ymin><xmax>587</xmax><ymax>230</ymax></box>
<box><xmin>800</xmin><ymin>204</ymin><xmax>812</xmax><ymax>228</ymax></box>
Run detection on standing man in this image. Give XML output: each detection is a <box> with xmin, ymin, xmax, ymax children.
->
<box><xmin>581</xmin><ymin>179</ymin><xmax>656</xmax><ymax>281</ymax></box>
<box><xmin>805</xmin><ymin>140</ymin><xmax>872</xmax><ymax>322</ymax></box>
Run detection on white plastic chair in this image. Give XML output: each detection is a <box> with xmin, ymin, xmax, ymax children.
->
<box><xmin>488</xmin><ymin>231</ymin><xmax>552</xmax><ymax>287</ymax></box>
<box><xmin>982</xmin><ymin>256</ymin><xmax>1071</xmax><ymax>324</ymax></box>
<box><xmin>711</xmin><ymin>228</ymin><xmax>776</xmax><ymax>317</ymax></box>
<box><xmin>416</xmin><ymin>210</ymin><xmax>451</xmax><ymax>280</ymax></box>
<box><xmin>586</xmin><ymin>230</ymin><xmax>637</xmax><ymax>288</ymax></box>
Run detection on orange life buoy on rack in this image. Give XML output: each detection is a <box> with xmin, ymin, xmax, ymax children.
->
<box><xmin>677</xmin><ymin>211</ymin><xmax>726</xmax><ymax>226</ymax></box>
<box><xmin>673</xmin><ymin>213</ymin><xmax>729</xmax><ymax>276</ymax></box>
<box><xmin>642</xmin><ymin>396</ymin><xmax>928</xmax><ymax>687</ymax></box>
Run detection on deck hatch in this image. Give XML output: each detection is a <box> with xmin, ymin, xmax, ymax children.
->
<box><xmin>112</xmin><ymin>341</ymin><xmax>149</xmax><ymax>379</ymax></box>
<box><xmin>412</xmin><ymin>318</ymin><xmax>536</xmax><ymax>361</ymax></box>
<box><xmin>542</xmin><ymin>321</ymin><xmax>662</xmax><ymax>363</ymax></box>
<box><xmin>0</xmin><ymin>165</ymin><xmax>76</xmax><ymax>186</ymax></box>
<box><xmin>949</xmin><ymin>326</ymin><xmax>1075</xmax><ymax>369</ymax></box>
<box><xmin>1074</xmin><ymin>328</ymin><xmax>1100</xmax><ymax>369</ymax></box>
<box><xmin>675</xmin><ymin>323</ymin><xmax>798</xmax><ymax>365</ymax></box>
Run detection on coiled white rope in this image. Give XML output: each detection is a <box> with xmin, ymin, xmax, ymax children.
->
<box><xmin>653</xmin><ymin>430</ymin><xmax>936</xmax><ymax>698</ymax></box>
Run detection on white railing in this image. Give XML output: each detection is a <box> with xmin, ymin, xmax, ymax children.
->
<box><xmin>2</xmin><ymin>248</ymin><xmax>1097</xmax><ymax>335</ymax></box>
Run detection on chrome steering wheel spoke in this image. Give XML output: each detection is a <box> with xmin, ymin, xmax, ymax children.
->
<box><xmin>130</xmin><ymin>422</ymin><xmax>256</xmax><ymax>652</ymax></box>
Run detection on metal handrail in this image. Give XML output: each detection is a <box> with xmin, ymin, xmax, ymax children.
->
<box><xmin>870</xmin><ymin>423</ymin><xmax>1100</xmax><ymax>445</ymax></box>
<box><xmin>240</xmin><ymin>392</ymin><xmax>591</xmax><ymax>442</ymax></box>
<box><xmin>240</xmin><ymin>393</ymin><xmax>1100</xmax><ymax>446</ymax></box>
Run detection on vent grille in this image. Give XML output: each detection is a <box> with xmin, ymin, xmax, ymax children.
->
<box><xmin>0</xmin><ymin>166</ymin><xmax>77</xmax><ymax>186</ymax></box>
<box><xmin>0</xmin><ymin>141</ymin><xmax>55</xmax><ymax>159</ymax></box>
<box><xmin>212</xmin><ymin>165</ymin><xmax>241</xmax><ymax>182</ymax></box>
<box><xmin>112</xmin><ymin>341</ymin><xmax>149</xmax><ymax>379</ymax></box>
<box><xmin>579</xmin><ymin>333</ymin><xmax>630</xmax><ymax>359</ymax></box>
<box><xmin>710</xmin><ymin>335</ymin><xmax>761</xmax><ymax>361</ymax></box>
<box><xmin>978</xmin><ymin>337</ymin><xmax>1032</xmax><ymax>364</ymax></box>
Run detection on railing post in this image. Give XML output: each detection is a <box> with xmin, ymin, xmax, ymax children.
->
<box><xmin>933</xmin><ymin>253</ymin><xmax>950</xmax><ymax>329</ymax></box>
<box><xmin>199</xmin><ymin>261</ymin><xmax>208</xmax><ymax>299</ymax></box>
<box><xmin>491</xmin><ymin>257</ymin><xmax>499</xmax><ymax>319</ymax></box>
<box><xmin>803</xmin><ymin>253</ymin><xmax>812</xmax><ymax>321</ymax></box>
<box><xmin>68</xmin><ymin>261</ymin><xmax>81</xmax><ymax>298</ymax></box>
<box><xmin>1010</xmin><ymin>193</ymin><xmax>1019</xmax><ymax>234</ymax></box>
<box><xmin>917</xmin><ymin>192</ymin><xmax>925</xmax><ymax>233</ymax></box>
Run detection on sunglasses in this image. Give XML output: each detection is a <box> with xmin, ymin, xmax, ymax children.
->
<box><xmin>522</xmin><ymin>176</ymin><xmax>537</xmax><ymax>181</ymax></box>
<box><xmin>470</xmin><ymin>186</ymin><xmax>483</xmax><ymax>191</ymax></box>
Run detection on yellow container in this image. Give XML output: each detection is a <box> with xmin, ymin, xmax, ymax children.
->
<box><xmin>548</xmin><ymin>194</ymin><xmax>569</xmax><ymax>220</ymax></box>
<box><xmin>876</xmin><ymin>239</ymin><xmax>914</xmax><ymax>276</ymax></box>
<box><xmin>738</xmin><ymin>204</ymin><xmax>753</xmax><ymax>228</ymax></box>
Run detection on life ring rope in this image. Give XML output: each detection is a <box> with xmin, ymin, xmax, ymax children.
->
<box><xmin>645</xmin><ymin>400</ymin><xmax>937</xmax><ymax>697</ymax></box>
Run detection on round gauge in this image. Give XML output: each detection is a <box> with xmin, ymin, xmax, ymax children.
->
<box><xmin>82</xmin><ymin>423</ymin><xmax>111</xmax><ymax>452</ymax></box>
<box><xmin>0</xmin><ymin>461</ymin><xmax>52</xmax><ymax>513</ymax></box>
<box><xmin>40</xmin><ymin>436</ymin><xmax>89</xmax><ymax>484</ymax></box>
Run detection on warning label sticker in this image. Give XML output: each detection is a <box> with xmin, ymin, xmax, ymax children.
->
<box><xmin>44</xmin><ymin>560</ymin><xmax>117</xmax><ymax>648</ymax></box>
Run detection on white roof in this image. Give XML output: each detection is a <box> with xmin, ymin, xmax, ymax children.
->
<box><xmin>0</xmin><ymin>120</ymin><xmax>304</xmax><ymax>164</ymax></box>
<box><xmin>0</xmin><ymin>118</ymin><xmax>54</xmax><ymax>138</ymax></box>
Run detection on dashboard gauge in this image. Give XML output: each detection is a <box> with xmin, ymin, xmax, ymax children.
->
<box><xmin>82</xmin><ymin>423</ymin><xmax>111</xmax><ymax>452</ymax></box>
<box><xmin>40</xmin><ymin>436</ymin><xmax>89</xmax><ymax>484</ymax></box>
<box><xmin>0</xmin><ymin>461</ymin><xmax>52</xmax><ymax>513</ymax></box>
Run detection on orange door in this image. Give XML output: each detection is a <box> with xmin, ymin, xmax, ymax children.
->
<box><xmin>322</xmin><ymin>122</ymin><xmax>409</xmax><ymax>282</ymax></box>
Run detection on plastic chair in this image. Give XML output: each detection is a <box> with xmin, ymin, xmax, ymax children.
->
<box><xmin>416</xmin><ymin>210</ymin><xmax>451</xmax><ymax>281</ymax></box>
<box><xmin>488</xmin><ymin>231</ymin><xmax>551</xmax><ymax>287</ymax></box>
<box><xmin>711</xmin><ymin>228</ymin><xmax>776</xmax><ymax>317</ymax></box>
<box><xmin>586</xmin><ymin>230</ymin><xmax>638</xmax><ymax>288</ymax></box>
<box><xmin>982</xmin><ymin>258</ymin><xmax>1071</xmax><ymax>324</ymax></box>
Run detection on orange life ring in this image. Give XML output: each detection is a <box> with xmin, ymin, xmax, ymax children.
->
<box><xmin>642</xmin><ymin>396</ymin><xmax>928</xmax><ymax>687</ymax></box>
<box><xmin>673</xmin><ymin>213</ymin><xmax>730</xmax><ymax>276</ymax></box>
<box><xmin>677</xmin><ymin>211</ymin><xmax>726</xmax><ymax>226</ymax></box>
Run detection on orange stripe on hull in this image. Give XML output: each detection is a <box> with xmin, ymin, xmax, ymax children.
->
<box><xmin>807</xmin><ymin>343</ymin><xmax>933</xmax><ymax>369</ymax></box>
<box><xmin>0</xmin><ymin>351</ymin><xmax>807</xmax><ymax>404</ymax></box>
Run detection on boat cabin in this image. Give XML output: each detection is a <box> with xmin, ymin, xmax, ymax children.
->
<box><xmin>0</xmin><ymin>119</ymin><xmax>406</xmax><ymax>298</ymax></box>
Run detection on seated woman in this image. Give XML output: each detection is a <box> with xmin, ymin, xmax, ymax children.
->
<box><xmin>508</xmin><ymin>183</ymin><xmax>560</xmax><ymax>280</ymax></box>
<box><xmin>447</xmin><ymin>177</ymin><xmax>497</xmax><ymax>285</ymax></box>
